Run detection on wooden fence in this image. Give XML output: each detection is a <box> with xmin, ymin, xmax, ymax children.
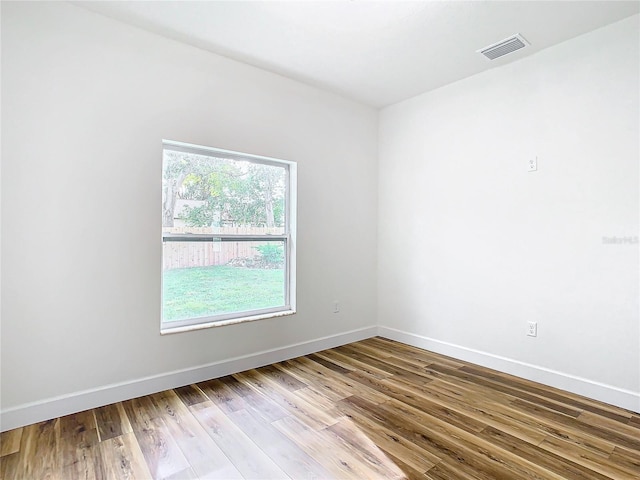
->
<box><xmin>162</xmin><ymin>226</ymin><xmax>282</xmax><ymax>270</ymax></box>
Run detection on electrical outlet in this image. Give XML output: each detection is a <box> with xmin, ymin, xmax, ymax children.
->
<box><xmin>527</xmin><ymin>321</ymin><xmax>538</xmax><ymax>337</ymax></box>
<box><xmin>528</xmin><ymin>156</ymin><xmax>537</xmax><ymax>172</ymax></box>
<box><xmin>333</xmin><ymin>301</ymin><xmax>340</xmax><ymax>313</ymax></box>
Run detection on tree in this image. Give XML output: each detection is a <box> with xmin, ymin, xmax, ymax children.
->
<box><xmin>162</xmin><ymin>150</ymin><xmax>285</xmax><ymax>229</ymax></box>
<box><xmin>162</xmin><ymin>151</ymin><xmax>190</xmax><ymax>227</ymax></box>
<box><xmin>247</xmin><ymin>163</ymin><xmax>283</xmax><ymax>228</ymax></box>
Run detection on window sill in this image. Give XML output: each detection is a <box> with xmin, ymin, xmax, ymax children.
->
<box><xmin>160</xmin><ymin>309</ymin><xmax>296</xmax><ymax>335</ymax></box>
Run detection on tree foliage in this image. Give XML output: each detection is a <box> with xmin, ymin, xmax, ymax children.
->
<box><xmin>162</xmin><ymin>151</ymin><xmax>285</xmax><ymax>228</ymax></box>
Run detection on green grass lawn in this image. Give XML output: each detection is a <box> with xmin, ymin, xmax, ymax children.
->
<box><xmin>162</xmin><ymin>265</ymin><xmax>285</xmax><ymax>322</ymax></box>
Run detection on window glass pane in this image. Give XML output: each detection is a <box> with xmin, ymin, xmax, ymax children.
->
<box><xmin>162</xmin><ymin>150</ymin><xmax>286</xmax><ymax>235</ymax></box>
<box><xmin>162</xmin><ymin>239</ymin><xmax>286</xmax><ymax>323</ymax></box>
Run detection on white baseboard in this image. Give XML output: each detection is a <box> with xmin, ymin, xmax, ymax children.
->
<box><xmin>378</xmin><ymin>326</ymin><xmax>640</xmax><ymax>413</ymax></box>
<box><xmin>4</xmin><ymin>324</ymin><xmax>637</xmax><ymax>432</ymax></box>
<box><xmin>0</xmin><ymin>326</ymin><xmax>377</xmax><ymax>432</ymax></box>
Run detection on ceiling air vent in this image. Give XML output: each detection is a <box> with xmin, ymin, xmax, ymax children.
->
<box><xmin>477</xmin><ymin>34</ymin><xmax>529</xmax><ymax>60</ymax></box>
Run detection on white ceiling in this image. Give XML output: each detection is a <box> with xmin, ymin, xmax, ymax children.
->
<box><xmin>75</xmin><ymin>1</ymin><xmax>639</xmax><ymax>108</ymax></box>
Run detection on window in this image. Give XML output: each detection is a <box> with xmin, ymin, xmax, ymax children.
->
<box><xmin>161</xmin><ymin>140</ymin><xmax>296</xmax><ymax>333</ymax></box>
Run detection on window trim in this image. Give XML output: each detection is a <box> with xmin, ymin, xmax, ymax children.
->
<box><xmin>161</xmin><ymin>140</ymin><xmax>297</xmax><ymax>334</ymax></box>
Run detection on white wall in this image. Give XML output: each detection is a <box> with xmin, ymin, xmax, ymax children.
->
<box><xmin>379</xmin><ymin>15</ymin><xmax>639</xmax><ymax>410</ymax></box>
<box><xmin>0</xmin><ymin>2</ymin><xmax>378</xmax><ymax>427</ymax></box>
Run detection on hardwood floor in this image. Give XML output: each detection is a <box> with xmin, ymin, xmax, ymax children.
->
<box><xmin>1</xmin><ymin>337</ymin><xmax>639</xmax><ymax>479</ymax></box>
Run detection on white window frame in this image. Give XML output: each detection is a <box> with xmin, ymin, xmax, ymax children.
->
<box><xmin>161</xmin><ymin>140</ymin><xmax>297</xmax><ymax>334</ymax></box>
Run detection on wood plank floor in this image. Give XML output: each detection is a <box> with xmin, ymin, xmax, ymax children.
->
<box><xmin>1</xmin><ymin>337</ymin><xmax>639</xmax><ymax>479</ymax></box>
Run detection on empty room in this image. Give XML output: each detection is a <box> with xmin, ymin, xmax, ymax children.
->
<box><xmin>1</xmin><ymin>1</ymin><xmax>638</xmax><ymax>479</ymax></box>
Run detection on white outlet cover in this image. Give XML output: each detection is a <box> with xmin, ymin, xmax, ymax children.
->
<box><xmin>528</xmin><ymin>157</ymin><xmax>537</xmax><ymax>172</ymax></box>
